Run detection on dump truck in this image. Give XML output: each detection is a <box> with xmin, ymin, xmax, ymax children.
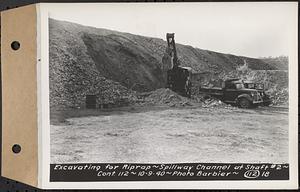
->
<box><xmin>199</xmin><ymin>78</ymin><xmax>272</xmax><ymax>108</ymax></box>
<box><xmin>164</xmin><ymin>33</ymin><xmax>192</xmax><ymax>97</ymax></box>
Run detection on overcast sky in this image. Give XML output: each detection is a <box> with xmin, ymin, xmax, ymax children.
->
<box><xmin>47</xmin><ymin>2</ymin><xmax>297</xmax><ymax>58</ymax></box>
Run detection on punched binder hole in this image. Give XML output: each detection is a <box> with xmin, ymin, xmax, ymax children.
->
<box><xmin>12</xmin><ymin>144</ymin><xmax>21</xmax><ymax>154</ymax></box>
<box><xmin>11</xmin><ymin>41</ymin><xmax>20</xmax><ymax>50</ymax></box>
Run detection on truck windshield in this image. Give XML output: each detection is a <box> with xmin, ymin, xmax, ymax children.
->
<box><xmin>255</xmin><ymin>83</ymin><xmax>264</xmax><ymax>90</ymax></box>
<box><xmin>235</xmin><ymin>83</ymin><xmax>244</xmax><ymax>89</ymax></box>
<box><xmin>247</xmin><ymin>83</ymin><xmax>255</xmax><ymax>89</ymax></box>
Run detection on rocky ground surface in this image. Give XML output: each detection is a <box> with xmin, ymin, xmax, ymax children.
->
<box><xmin>51</xmin><ymin>105</ymin><xmax>288</xmax><ymax>164</ymax></box>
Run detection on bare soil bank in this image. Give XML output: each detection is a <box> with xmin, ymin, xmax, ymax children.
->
<box><xmin>49</xmin><ymin>18</ymin><xmax>286</xmax><ymax>109</ymax></box>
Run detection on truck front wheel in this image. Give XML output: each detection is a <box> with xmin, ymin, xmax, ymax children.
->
<box><xmin>238</xmin><ymin>98</ymin><xmax>252</xmax><ymax>108</ymax></box>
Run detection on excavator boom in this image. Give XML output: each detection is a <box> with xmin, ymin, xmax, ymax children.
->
<box><xmin>165</xmin><ymin>33</ymin><xmax>192</xmax><ymax>98</ymax></box>
<box><xmin>166</xmin><ymin>33</ymin><xmax>179</xmax><ymax>68</ymax></box>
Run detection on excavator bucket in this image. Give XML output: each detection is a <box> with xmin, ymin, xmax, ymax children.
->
<box><xmin>164</xmin><ymin>33</ymin><xmax>192</xmax><ymax>97</ymax></box>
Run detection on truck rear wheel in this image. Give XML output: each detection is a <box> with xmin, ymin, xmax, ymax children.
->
<box><xmin>238</xmin><ymin>98</ymin><xmax>252</xmax><ymax>108</ymax></box>
<box><xmin>263</xmin><ymin>100</ymin><xmax>272</xmax><ymax>106</ymax></box>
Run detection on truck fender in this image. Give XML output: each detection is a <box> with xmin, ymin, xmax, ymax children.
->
<box><xmin>236</xmin><ymin>94</ymin><xmax>253</xmax><ymax>103</ymax></box>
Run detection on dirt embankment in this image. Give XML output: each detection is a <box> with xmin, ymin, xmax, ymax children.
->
<box><xmin>82</xmin><ymin>33</ymin><xmax>165</xmax><ymax>92</ymax></box>
<box><xmin>260</xmin><ymin>56</ymin><xmax>289</xmax><ymax>70</ymax></box>
<box><xmin>49</xmin><ymin>18</ymin><xmax>288</xmax><ymax>109</ymax></box>
<box><xmin>49</xmin><ymin>19</ymin><xmax>138</xmax><ymax>109</ymax></box>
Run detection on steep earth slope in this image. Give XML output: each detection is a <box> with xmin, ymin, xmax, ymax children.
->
<box><xmin>49</xmin><ymin>18</ymin><xmax>287</xmax><ymax>108</ymax></box>
<box><xmin>260</xmin><ymin>56</ymin><xmax>289</xmax><ymax>70</ymax></box>
<box><xmin>49</xmin><ymin>19</ymin><xmax>137</xmax><ymax>109</ymax></box>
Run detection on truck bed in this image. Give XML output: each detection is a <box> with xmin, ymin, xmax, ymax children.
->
<box><xmin>199</xmin><ymin>87</ymin><xmax>223</xmax><ymax>96</ymax></box>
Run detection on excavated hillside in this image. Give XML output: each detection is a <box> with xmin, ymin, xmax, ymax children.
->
<box><xmin>49</xmin><ymin>19</ymin><xmax>138</xmax><ymax>109</ymax></box>
<box><xmin>49</xmin><ymin>18</ymin><xmax>287</xmax><ymax>109</ymax></box>
<box><xmin>260</xmin><ymin>56</ymin><xmax>289</xmax><ymax>70</ymax></box>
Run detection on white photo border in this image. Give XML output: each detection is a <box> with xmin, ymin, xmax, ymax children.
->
<box><xmin>37</xmin><ymin>2</ymin><xmax>298</xmax><ymax>189</ymax></box>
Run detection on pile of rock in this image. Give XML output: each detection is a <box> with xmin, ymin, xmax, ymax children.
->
<box><xmin>267</xmin><ymin>87</ymin><xmax>289</xmax><ymax>105</ymax></box>
<box><xmin>202</xmin><ymin>97</ymin><xmax>222</xmax><ymax>107</ymax></box>
<box><xmin>144</xmin><ymin>88</ymin><xmax>192</xmax><ymax>107</ymax></box>
<box><xmin>49</xmin><ymin>41</ymin><xmax>138</xmax><ymax>109</ymax></box>
<box><xmin>141</xmin><ymin>88</ymin><xmax>237</xmax><ymax>109</ymax></box>
<box><xmin>201</xmin><ymin>96</ymin><xmax>236</xmax><ymax>109</ymax></box>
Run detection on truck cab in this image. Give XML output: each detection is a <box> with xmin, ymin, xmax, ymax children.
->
<box><xmin>221</xmin><ymin>79</ymin><xmax>270</xmax><ymax>108</ymax></box>
<box><xmin>244</xmin><ymin>81</ymin><xmax>272</xmax><ymax>106</ymax></box>
<box><xmin>244</xmin><ymin>81</ymin><xmax>264</xmax><ymax>90</ymax></box>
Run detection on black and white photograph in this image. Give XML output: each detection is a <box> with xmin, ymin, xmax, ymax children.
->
<box><xmin>39</xmin><ymin>2</ymin><xmax>298</xmax><ymax>187</ymax></box>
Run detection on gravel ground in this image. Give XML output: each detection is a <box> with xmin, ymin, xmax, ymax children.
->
<box><xmin>51</xmin><ymin>106</ymin><xmax>288</xmax><ymax>164</ymax></box>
